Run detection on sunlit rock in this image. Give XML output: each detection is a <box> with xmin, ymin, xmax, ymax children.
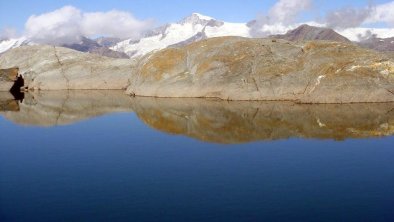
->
<box><xmin>0</xmin><ymin>45</ymin><xmax>134</xmax><ymax>90</ymax></box>
<box><xmin>127</xmin><ymin>37</ymin><xmax>394</xmax><ymax>103</ymax></box>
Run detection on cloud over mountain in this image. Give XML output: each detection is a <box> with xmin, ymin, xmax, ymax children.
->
<box><xmin>325</xmin><ymin>6</ymin><xmax>374</xmax><ymax>29</ymax></box>
<box><xmin>365</xmin><ymin>1</ymin><xmax>394</xmax><ymax>26</ymax></box>
<box><xmin>249</xmin><ymin>0</ymin><xmax>312</xmax><ymax>37</ymax></box>
<box><xmin>25</xmin><ymin>6</ymin><xmax>154</xmax><ymax>44</ymax></box>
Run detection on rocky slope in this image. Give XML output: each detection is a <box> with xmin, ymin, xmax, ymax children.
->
<box><xmin>127</xmin><ymin>36</ymin><xmax>394</xmax><ymax>103</ymax></box>
<box><xmin>62</xmin><ymin>37</ymin><xmax>129</xmax><ymax>59</ymax></box>
<box><xmin>0</xmin><ymin>45</ymin><xmax>134</xmax><ymax>90</ymax></box>
<box><xmin>1</xmin><ymin>37</ymin><xmax>393</xmax><ymax>103</ymax></box>
<box><xmin>358</xmin><ymin>36</ymin><xmax>394</xmax><ymax>52</ymax></box>
<box><xmin>95</xmin><ymin>37</ymin><xmax>122</xmax><ymax>47</ymax></box>
<box><xmin>271</xmin><ymin>24</ymin><xmax>351</xmax><ymax>43</ymax></box>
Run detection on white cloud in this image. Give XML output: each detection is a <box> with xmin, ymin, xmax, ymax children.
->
<box><xmin>325</xmin><ymin>6</ymin><xmax>373</xmax><ymax>29</ymax></box>
<box><xmin>81</xmin><ymin>10</ymin><xmax>154</xmax><ymax>39</ymax></box>
<box><xmin>365</xmin><ymin>1</ymin><xmax>394</xmax><ymax>26</ymax></box>
<box><xmin>24</xmin><ymin>6</ymin><xmax>154</xmax><ymax>44</ymax></box>
<box><xmin>268</xmin><ymin>0</ymin><xmax>312</xmax><ymax>24</ymax></box>
<box><xmin>249</xmin><ymin>0</ymin><xmax>312</xmax><ymax>37</ymax></box>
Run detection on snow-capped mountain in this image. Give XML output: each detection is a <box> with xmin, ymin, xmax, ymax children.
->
<box><xmin>0</xmin><ymin>36</ymin><xmax>128</xmax><ymax>58</ymax></box>
<box><xmin>2</xmin><ymin>12</ymin><xmax>394</xmax><ymax>58</ymax></box>
<box><xmin>111</xmin><ymin>13</ymin><xmax>251</xmax><ymax>58</ymax></box>
<box><xmin>0</xmin><ymin>37</ymin><xmax>30</xmax><ymax>54</ymax></box>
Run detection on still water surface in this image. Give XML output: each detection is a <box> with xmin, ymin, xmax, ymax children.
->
<box><xmin>0</xmin><ymin>91</ymin><xmax>394</xmax><ymax>221</ymax></box>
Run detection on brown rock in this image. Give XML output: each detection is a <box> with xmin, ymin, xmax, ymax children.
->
<box><xmin>0</xmin><ymin>67</ymin><xmax>19</xmax><ymax>91</ymax></box>
<box><xmin>127</xmin><ymin>37</ymin><xmax>394</xmax><ymax>103</ymax></box>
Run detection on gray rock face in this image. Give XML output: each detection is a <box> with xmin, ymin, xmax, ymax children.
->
<box><xmin>0</xmin><ymin>45</ymin><xmax>134</xmax><ymax>90</ymax></box>
<box><xmin>94</xmin><ymin>37</ymin><xmax>122</xmax><ymax>47</ymax></box>
<box><xmin>271</xmin><ymin>24</ymin><xmax>351</xmax><ymax>43</ymax></box>
<box><xmin>62</xmin><ymin>37</ymin><xmax>129</xmax><ymax>59</ymax></box>
<box><xmin>127</xmin><ymin>37</ymin><xmax>394</xmax><ymax>103</ymax></box>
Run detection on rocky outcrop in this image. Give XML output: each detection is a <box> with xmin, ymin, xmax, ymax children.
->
<box><xmin>1</xmin><ymin>37</ymin><xmax>393</xmax><ymax>103</ymax></box>
<box><xmin>271</xmin><ymin>24</ymin><xmax>351</xmax><ymax>43</ymax></box>
<box><xmin>0</xmin><ymin>45</ymin><xmax>134</xmax><ymax>90</ymax></box>
<box><xmin>127</xmin><ymin>37</ymin><xmax>394</xmax><ymax>103</ymax></box>
<box><xmin>0</xmin><ymin>67</ymin><xmax>19</xmax><ymax>91</ymax></box>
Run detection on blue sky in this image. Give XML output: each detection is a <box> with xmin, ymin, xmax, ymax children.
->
<box><xmin>1</xmin><ymin>0</ymin><xmax>392</xmax><ymax>32</ymax></box>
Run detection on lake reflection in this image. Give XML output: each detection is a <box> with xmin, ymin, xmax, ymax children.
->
<box><xmin>1</xmin><ymin>91</ymin><xmax>394</xmax><ymax>222</ymax></box>
<box><xmin>1</xmin><ymin>91</ymin><xmax>394</xmax><ymax>143</ymax></box>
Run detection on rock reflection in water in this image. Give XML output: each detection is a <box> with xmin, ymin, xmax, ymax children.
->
<box><xmin>1</xmin><ymin>91</ymin><xmax>393</xmax><ymax>143</ymax></box>
<box><xmin>132</xmin><ymin>97</ymin><xmax>394</xmax><ymax>143</ymax></box>
<box><xmin>0</xmin><ymin>91</ymin><xmax>134</xmax><ymax>126</ymax></box>
<box><xmin>0</xmin><ymin>92</ymin><xmax>20</xmax><ymax>112</ymax></box>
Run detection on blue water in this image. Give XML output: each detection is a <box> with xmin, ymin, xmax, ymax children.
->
<box><xmin>1</xmin><ymin>112</ymin><xmax>394</xmax><ymax>222</ymax></box>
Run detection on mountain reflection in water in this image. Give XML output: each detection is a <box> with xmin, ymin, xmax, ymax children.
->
<box><xmin>1</xmin><ymin>91</ymin><xmax>393</xmax><ymax>144</ymax></box>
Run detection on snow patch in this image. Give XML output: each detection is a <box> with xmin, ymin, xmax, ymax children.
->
<box><xmin>0</xmin><ymin>37</ymin><xmax>29</xmax><ymax>54</ymax></box>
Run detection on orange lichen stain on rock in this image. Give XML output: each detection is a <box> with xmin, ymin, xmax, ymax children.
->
<box><xmin>141</xmin><ymin>48</ymin><xmax>186</xmax><ymax>81</ymax></box>
<box><xmin>0</xmin><ymin>67</ymin><xmax>19</xmax><ymax>81</ymax></box>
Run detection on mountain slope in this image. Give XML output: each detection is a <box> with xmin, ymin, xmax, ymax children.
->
<box><xmin>358</xmin><ymin>36</ymin><xmax>394</xmax><ymax>52</ymax></box>
<box><xmin>111</xmin><ymin>13</ymin><xmax>250</xmax><ymax>58</ymax></box>
<box><xmin>0</xmin><ymin>37</ymin><xmax>30</xmax><ymax>54</ymax></box>
<box><xmin>62</xmin><ymin>37</ymin><xmax>129</xmax><ymax>59</ymax></box>
<box><xmin>271</xmin><ymin>24</ymin><xmax>351</xmax><ymax>43</ymax></box>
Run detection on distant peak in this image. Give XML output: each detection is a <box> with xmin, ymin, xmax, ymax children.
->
<box><xmin>191</xmin><ymin>13</ymin><xmax>214</xmax><ymax>21</ymax></box>
<box><xmin>179</xmin><ymin>13</ymin><xmax>216</xmax><ymax>25</ymax></box>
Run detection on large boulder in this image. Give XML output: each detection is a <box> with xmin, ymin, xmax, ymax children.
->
<box><xmin>127</xmin><ymin>37</ymin><xmax>394</xmax><ymax>103</ymax></box>
<box><xmin>0</xmin><ymin>67</ymin><xmax>19</xmax><ymax>91</ymax></box>
<box><xmin>0</xmin><ymin>45</ymin><xmax>134</xmax><ymax>90</ymax></box>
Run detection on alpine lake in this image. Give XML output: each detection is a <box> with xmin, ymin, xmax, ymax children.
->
<box><xmin>0</xmin><ymin>90</ymin><xmax>393</xmax><ymax>222</ymax></box>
